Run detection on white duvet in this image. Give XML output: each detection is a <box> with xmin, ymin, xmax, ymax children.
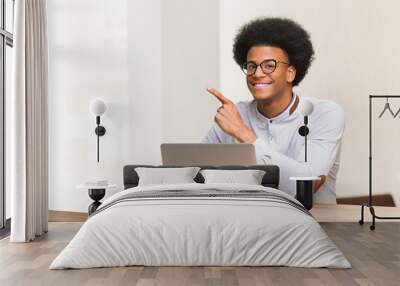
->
<box><xmin>50</xmin><ymin>183</ymin><xmax>351</xmax><ymax>269</ymax></box>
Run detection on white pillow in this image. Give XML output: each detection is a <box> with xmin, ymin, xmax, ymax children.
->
<box><xmin>135</xmin><ymin>167</ymin><xmax>200</xmax><ymax>186</ymax></box>
<box><xmin>200</xmin><ymin>169</ymin><xmax>266</xmax><ymax>185</ymax></box>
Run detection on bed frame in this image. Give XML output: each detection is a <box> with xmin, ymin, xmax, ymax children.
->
<box><xmin>123</xmin><ymin>165</ymin><xmax>280</xmax><ymax>189</ymax></box>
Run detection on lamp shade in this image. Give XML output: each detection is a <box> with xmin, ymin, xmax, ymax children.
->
<box><xmin>299</xmin><ymin>99</ymin><xmax>314</xmax><ymax>116</ymax></box>
<box><xmin>89</xmin><ymin>98</ymin><xmax>107</xmax><ymax>116</ymax></box>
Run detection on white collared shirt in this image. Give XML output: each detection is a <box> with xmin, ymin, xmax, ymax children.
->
<box><xmin>202</xmin><ymin>94</ymin><xmax>345</xmax><ymax>204</ymax></box>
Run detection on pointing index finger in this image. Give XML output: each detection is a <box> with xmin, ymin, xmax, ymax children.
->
<box><xmin>207</xmin><ymin>87</ymin><xmax>232</xmax><ymax>105</ymax></box>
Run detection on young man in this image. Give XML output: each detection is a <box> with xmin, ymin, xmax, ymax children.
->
<box><xmin>202</xmin><ymin>18</ymin><xmax>345</xmax><ymax>204</ymax></box>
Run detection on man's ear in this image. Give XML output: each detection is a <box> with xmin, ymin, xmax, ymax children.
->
<box><xmin>287</xmin><ymin>66</ymin><xmax>296</xmax><ymax>83</ymax></box>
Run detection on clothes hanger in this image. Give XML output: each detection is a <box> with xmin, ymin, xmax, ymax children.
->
<box><xmin>378</xmin><ymin>97</ymin><xmax>395</xmax><ymax>118</ymax></box>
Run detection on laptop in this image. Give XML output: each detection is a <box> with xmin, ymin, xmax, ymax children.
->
<box><xmin>160</xmin><ymin>143</ymin><xmax>257</xmax><ymax>166</ymax></box>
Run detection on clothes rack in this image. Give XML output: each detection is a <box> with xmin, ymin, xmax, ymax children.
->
<box><xmin>359</xmin><ymin>95</ymin><xmax>400</xmax><ymax>230</ymax></box>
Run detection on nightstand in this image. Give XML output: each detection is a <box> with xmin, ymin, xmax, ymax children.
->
<box><xmin>77</xmin><ymin>184</ymin><xmax>117</xmax><ymax>215</ymax></box>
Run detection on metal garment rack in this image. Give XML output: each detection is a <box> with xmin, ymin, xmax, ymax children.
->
<box><xmin>359</xmin><ymin>95</ymin><xmax>400</xmax><ymax>230</ymax></box>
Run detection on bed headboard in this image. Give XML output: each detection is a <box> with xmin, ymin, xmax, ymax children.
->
<box><xmin>123</xmin><ymin>165</ymin><xmax>280</xmax><ymax>189</ymax></box>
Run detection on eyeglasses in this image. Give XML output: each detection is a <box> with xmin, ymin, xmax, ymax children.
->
<box><xmin>241</xmin><ymin>59</ymin><xmax>290</xmax><ymax>76</ymax></box>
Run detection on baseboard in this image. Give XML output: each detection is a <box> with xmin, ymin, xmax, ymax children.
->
<box><xmin>48</xmin><ymin>210</ymin><xmax>88</xmax><ymax>222</ymax></box>
<box><xmin>337</xmin><ymin>194</ymin><xmax>396</xmax><ymax>207</ymax></box>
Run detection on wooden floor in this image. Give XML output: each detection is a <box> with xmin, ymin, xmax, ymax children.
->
<box><xmin>1</xmin><ymin>222</ymin><xmax>400</xmax><ymax>286</ymax></box>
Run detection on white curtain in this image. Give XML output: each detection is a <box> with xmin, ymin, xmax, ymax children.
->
<box><xmin>10</xmin><ymin>0</ymin><xmax>48</xmax><ymax>242</ymax></box>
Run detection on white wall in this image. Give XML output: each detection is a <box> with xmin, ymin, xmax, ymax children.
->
<box><xmin>162</xmin><ymin>0</ymin><xmax>219</xmax><ymax>142</ymax></box>
<box><xmin>219</xmin><ymin>0</ymin><xmax>400</xmax><ymax>204</ymax></box>
<box><xmin>48</xmin><ymin>0</ymin><xmax>219</xmax><ymax>211</ymax></box>
<box><xmin>48</xmin><ymin>0</ymin><xmax>132</xmax><ymax>211</ymax></box>
<box><xmin>49</xmin><ymin>0</ymin><xmax>400</xmax><ymax>211</ymax></box>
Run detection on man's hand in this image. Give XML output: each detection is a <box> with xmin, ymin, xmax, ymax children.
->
<box><xmin>207</xmin><ymin>87</ymin><xmax>257</xmax><ymax>143</ymax></box>
<box><xmin>313</xmin><ymin>175</ymin><xmax>326</xmax><ymax>193</ymax></box>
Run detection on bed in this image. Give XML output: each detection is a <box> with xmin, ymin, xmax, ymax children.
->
<box><xmin>50</xmin><ymin>165</ymin><xmax>350</xmax><ymax>269</ymax></box>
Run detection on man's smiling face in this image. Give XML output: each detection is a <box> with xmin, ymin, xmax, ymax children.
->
<box><xmin>246</xmin><ymin>45</ymin><xmax>296</xmax><ymax>103</ymax></box>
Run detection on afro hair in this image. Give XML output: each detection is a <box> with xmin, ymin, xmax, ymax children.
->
<box><xmin>233</xmin><ymin>17</ymin><xmax>314</xmax><ymax>86</ymax></box>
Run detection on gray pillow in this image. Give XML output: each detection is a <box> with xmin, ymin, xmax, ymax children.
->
<box><xmin>135</xmin><ymin>167</ymin><xmax>200</xmax><ymax>186</ymax></box>
<box><xmin>200</xmin><ymin>169</ymin><xmax>266</xmax><ymax>185</ymax></box>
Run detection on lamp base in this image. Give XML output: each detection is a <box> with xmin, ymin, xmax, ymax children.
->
<box><xmin>95</xmin><ymin>126</ymin><xmax>106</xmax><ymax>136</ymax></box>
